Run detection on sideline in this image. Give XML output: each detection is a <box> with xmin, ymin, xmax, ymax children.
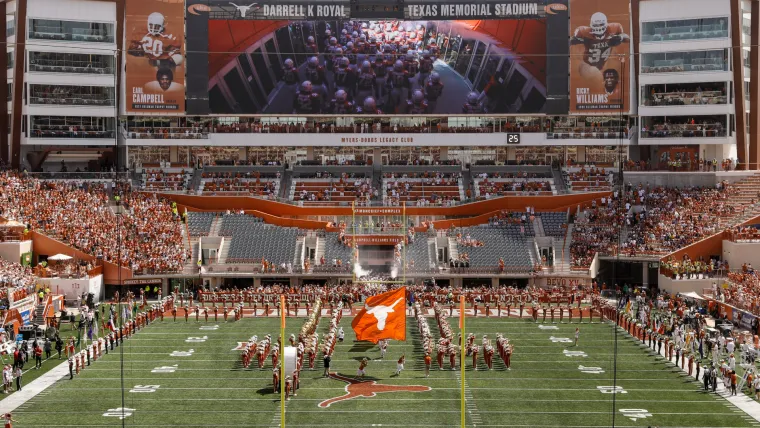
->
<box><xmin>620</xmin><ymin>323</ymin><xmax>760</xmax><ymax>423</ymax></box>
<box><xmin>0</xmin><ymin>359</ymin><xmax>69</xmax><ymax>414</ymax></box>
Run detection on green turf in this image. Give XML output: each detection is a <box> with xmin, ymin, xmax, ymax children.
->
<box><xmin>10</xmin><ymin>312</ymin><xmax>760</xmax><ymax>427</ymax></box>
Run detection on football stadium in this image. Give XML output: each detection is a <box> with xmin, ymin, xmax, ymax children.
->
<box><xmin>0</xmin><ymin>0</ymin><xmax>759</xmax><ymax>426</ymax></box>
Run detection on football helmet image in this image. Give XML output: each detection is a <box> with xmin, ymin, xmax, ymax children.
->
<box><xmin>363</xmin><ymin>97</ymin><xmax>377</xmax><ymax>111</ymax></box>
<box><xmin>147</xmin><ymin>12</ymin><xmax>165</xmax><ymax>36</ymax></box>
<box><xmin>412</xmin><ymin>90</ymin><xmax>424</xmax><ymax>103</ymax></box>
<box><xmin>590</xmin><ymin>12</ymin><xmax>608</xmax><ymax>38</ymax></box>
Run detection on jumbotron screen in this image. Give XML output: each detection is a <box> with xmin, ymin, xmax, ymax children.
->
<box><xmin>125</xmin><ymin>0</ymin><xmax>630</xmax><ymax>115</ymax></box>
<box><xmin>205</xmin><ymin>19</ymin><xmax>548</xmax><ymax>114</ymax></box>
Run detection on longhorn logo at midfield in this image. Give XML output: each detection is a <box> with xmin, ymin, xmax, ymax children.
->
<box><xmin>364</xmin><ymin>297</ymin><xmax>403</xmax><ymax>331</ymax></box>
<box><xmin>318</xmin><ymin>372</ymin><xmax>430</xmax><ymax>408</ymax></box>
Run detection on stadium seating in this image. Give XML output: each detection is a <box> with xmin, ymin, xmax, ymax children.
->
<box><xmin>383</xmin><ymin>173</ymin><xmax>464</xmax><ymax>206</ymax></box>
<box><xmin>200</xmin><ymin>171</ymin><xmax>280</xmax><ymax>196</ymax></box>
<box><xmin>538</xmin><ymin>212</ymin><xmax>568</xmax><ymax>238</ymax></box>
<box><xmin>450</xmin><ymin>225</ymin><xmax>533</xmax><ymax>272</ymax></box>
<box><xmin>142</xmin><ymin>168</ymin><xmax>192</xmax><ymax>192</ymax></box>
<box><xmin>291</xmin><ymin>176</ymin><xmax>375</xmax><ymax>206</ymax></box>
<box><xmin>320</xmin><ymin>232</ymin><xmax>353</xmax><ymax>268</ymax></box>
<box><xmin>220</xmin><ymin>214</ymin><xmax>299</xmax><ymax>266</ymax></box>
<box><xmin>405</xmin><ymin>236</ymin><xmax>432</xmax><ymax>273</ymax></box>
<box><xmin>187</xmin><ymin>212</ymin><xmax>216</xmax><ymax>237</ymax></box>
<box><xmin>472</xmin><ymin>178</ymin><xmax>553</xmax><ymax>198</ymax></box>
<box><xmin>564</xmin><ymin>167</ymin><xmax>613</xmax><ymax>192</ymax></box>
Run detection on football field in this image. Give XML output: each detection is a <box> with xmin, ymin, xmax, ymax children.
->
<box><xmin>11</xmin><ymin>311</ymin><xmax>760</xmax><ymax>427</ymax></box>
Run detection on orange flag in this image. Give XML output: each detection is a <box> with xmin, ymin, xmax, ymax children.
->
<box><xmin>352</xmin><ymin>287</ymin><xmax>407</xmax><ymax>343</ymax></box>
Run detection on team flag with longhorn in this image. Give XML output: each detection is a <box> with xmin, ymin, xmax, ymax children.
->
<box><xmin>352</xmin><ymin>287</ymin><xmax>407</xmax><ymax>343</ymax></box>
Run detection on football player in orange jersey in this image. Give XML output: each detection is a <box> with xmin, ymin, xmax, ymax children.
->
<box><xmin>127</xmin><ymin>12</ymin><xmax>183</xmax><ymax>69</ymax></box>
<box><xmin>602</xmin><ymin>69</ymin><xmax>622</xmax><ymax>102</ymax></box>
<box><xmin>571</xmin><ymin>12</ymin><xmax>629</xmax><ymax>81</ymax></box>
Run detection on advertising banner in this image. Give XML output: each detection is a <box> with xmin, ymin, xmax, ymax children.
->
<box><xmin>344</xmin><ymin>235</ymin><xmax>406</xmax><ymax>245</ymax></box>
<box><xmin>568</xmin><ymin>0</ymin><xmax>630</xmax><ymax>113</ymax></box>
<box><xmin>126</xmin><ymin>0</ymin><xmax>186</xmax><ymax>113</ymax></box>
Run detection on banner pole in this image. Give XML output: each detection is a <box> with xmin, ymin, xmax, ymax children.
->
<box><xmin>460</xmin><ymin>295</ymin><xmax>465</xmax><ymax>428</ymax></box>
<box><xmin>280</xmin><ymin>294</ymin><xmax>286</xmax><ymax>427</ymax></box>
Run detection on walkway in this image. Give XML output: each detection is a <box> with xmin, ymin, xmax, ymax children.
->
<box><xmin>0</xmin><ymin>359</ymin><xmax>69</xmax><ymax>414</ymax></box>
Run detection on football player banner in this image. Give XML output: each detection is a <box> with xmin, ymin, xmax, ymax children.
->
<box><xmin>352</xmin><ymin>287</ymin><xmax>406</xmax><ymax>343</ymax></box>
<box><xmin>126</xmin><ymin>0</ymin><xmax>185</xmax><ymax>113</ymax></box>
<box><xmin>569</xmin><ymin>0</ymin><xmax>630</xmax><ymax>113</ymax></box>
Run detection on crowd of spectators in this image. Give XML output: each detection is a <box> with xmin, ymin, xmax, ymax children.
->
<box><xmin>0</xmin><ymin>259</ymin><xmax>35</xmax><ymax>304</ymax></box>
<box><xmin>565</xmin><ymin>166</ymin><xmax>612</xmax><ymax>192</ymax></box>
<box><xmin>30</xmin><ymin>85</ymin><xmax>112</xmax><ymax>106</ymax></box>
<box><xmin>624</xmin><ymin>158</ymin><xmax>736</xmax><ymax>172</ymax></box>
<box><xmin>0</xmin><ymin>172</ymin><xmax>187</xmax><ymax>274</ymax></box>
<box><xmin>641</xmin><ymin>118</ymin><xmax>726</xmax><ymax>138</ymax></box>
<box><xmin>294</xmin><ymin>174</ymin><xmax>376</xmax><ymax>204</ymax></box>
<box><xmin>487</xmin><ymin>209</ymin><xmax>536</xmax><ymax>228</ymax></box>
<box><xmin>570</xmin><ymin>182</ymin><xmax>741</xmax><ymax>268</ymax></box>
<box><xmin>727</xmin><ymin>225</ymin><xmax>760</xmax><ymax>242</ymax></box>
<box><xmin>644</xmin><ymin>84</ymin><xmax>726</xmax><ymax>106</ymax></box>
<box><xmin>474</xmin><ymin>179</ymin><xmax>552</xmax><ymax>199</ymax></box>
<box><xmin>384</xmin><ymin>172</ymin><xmax>461</xmax><ymax>206</ymax></box>
<box><xmin>143</xmin><ymin>169</ymin><xmax>189</xmax><ymax>192</ymax></box>
<box><xmin>724</xmin><ymin>268</ymin><xmax>760</xmax><ymax>316</ymax></box>
<box><xmin>660</xmin><ymin>256</ymin><xmax>729</xmax><ymax>279</ymax></box>
<box><xmin>127</xmin><ymin>127</ymin><xmax>205</xmax><ymax>139</ymax></box>
<box><xmin>201</xmin><ymin>171</ymin><xmax>280</xmax><ymax>197</ymax></box>
<box><xmin>125</xmin><ymin>117</ymin><xmax>631</xmax><ymax>138</ymax></box>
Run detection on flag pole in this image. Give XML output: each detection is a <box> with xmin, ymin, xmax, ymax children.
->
<box><xmin>459</xmin><ymin>294</ymin><xmax>465</xmax><ymax>428</ymax></box>
<box><xmin>280</xmin><ymin>294</ymin><xmax>286</xmax><ymax>427</ymax></box>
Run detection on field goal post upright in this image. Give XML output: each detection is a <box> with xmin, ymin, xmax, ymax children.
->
<box><xmin>351</xmin><ymin>201</ymin><xmax>407</xmax><ymax>286</ymax></box>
